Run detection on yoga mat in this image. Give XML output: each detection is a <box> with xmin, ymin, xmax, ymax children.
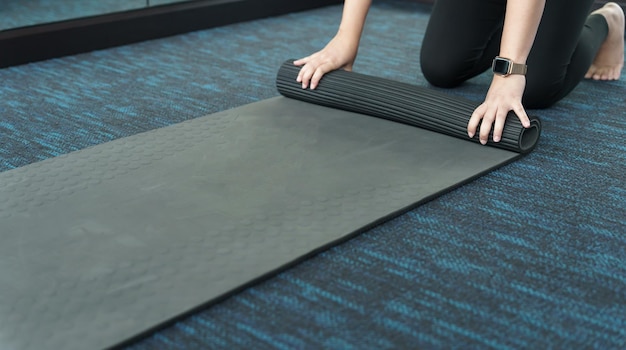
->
<box><xmin>277</xmin><ymin>60</ymin><xmax>541</xmax><ymax>153</ymax></box>
<box><xmin>0</xmin><ymin>65</ymin><xmax>540</xmax><ymax>350</ymax></box>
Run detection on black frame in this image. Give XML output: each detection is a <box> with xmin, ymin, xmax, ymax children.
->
<box><xmin>1</xmin><ymin>0</ymin><xmax>341</xmax><ymax>68</ymax></box>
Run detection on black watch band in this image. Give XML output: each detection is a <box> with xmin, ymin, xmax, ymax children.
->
<box><xmin>492</xmin><ymin>56</ymin><xmax>527</xmax><ymax>76</ymax></box>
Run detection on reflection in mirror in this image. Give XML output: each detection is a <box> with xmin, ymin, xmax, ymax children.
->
<box><xmin>149</xmin><ymin>0</ymin><xmax>193</xmax><ymax>5</ymax></box>
<box><xmin>0</xmin><ymin>0</ymin><xmax>147</xmax><ymax>31</ymax></box>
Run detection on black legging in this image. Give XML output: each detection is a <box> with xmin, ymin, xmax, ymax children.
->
<box><xmin>420</xmin><ymin>0</ymin><xmax>608</xmax><ymax>108</ymax></box>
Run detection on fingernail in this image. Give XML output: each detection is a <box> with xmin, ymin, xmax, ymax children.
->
<box><xmin>493</xmin><ymin>136</ymin><xmax>500</xmax><ymax>142</ymax></box>
<box><xmin>468</xmin><ymin>132</ymin><xmax>474</xmax><ymax>138</ymax></box>
<box><xmin>480</xmin><ymin>139</ymin><xmax>487</xmax><ymax>145</ymax></box>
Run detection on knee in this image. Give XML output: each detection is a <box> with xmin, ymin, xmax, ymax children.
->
<box><xmin>420</xmin><ymin>51</ymin><xmax>465</xmax><ymax>88</ymax></box>
<box><xmin>523</xmin><ymin>92</ymin><xmax>556</xmax><ymax>109</ymax></box>
<box><xmin>523</xmin><ymin>79</ymin><xmax>561</xmax><ymax>109</ymax></box>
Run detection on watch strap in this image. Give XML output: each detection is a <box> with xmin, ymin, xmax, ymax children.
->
<box><xmin>509</xmin><ymin>61</ymin><xmax>527</xmax><ymax>75</ymax></box>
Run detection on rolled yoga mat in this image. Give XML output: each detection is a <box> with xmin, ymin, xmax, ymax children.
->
<box><xmin>277</xmin><ymin>60</ymin><xmax>541</xmax><ymax>153</ymax></box>
<box><xmin>0</xmin><ymin>62</ymin><xmax>541</xmax><ymax>350</ymax></box>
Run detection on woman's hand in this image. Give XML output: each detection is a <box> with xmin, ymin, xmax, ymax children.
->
<box><xmin>468</xmin><ymin>75</ymin><xmax>531</xmax><ymax>144</ymax></box>
<box><xmin>293</xmin><ymin>33</ymin><xmax>359</xmax><ymax>90</ymax></box>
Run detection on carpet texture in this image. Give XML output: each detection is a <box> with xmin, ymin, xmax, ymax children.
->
<box><xmin>1</xmin><ymin>1</ymin><xmax>624</xmax><ymax>349</ymax></box>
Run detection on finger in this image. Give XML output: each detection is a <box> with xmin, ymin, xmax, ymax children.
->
<box><xmin>298</xmin><ymin>65</ymin><xmax>315</xmax><ymax>89</ymax></box>
<box><xmin>296</xmin><ymin>66</ymin><xmax>304</xmax><ymax>83</ymax></box>
<box><xmin>468</xmin><ymin>104</ymin><xmax>486</xmax><ymax>138</ymax></box>
<box><xmin>295</xmin><ymin>56</ymin><xmax>315</xmax><ymax>84</ymax></box>
<box><xmin>479</xmin><ymin>108</ymin><xmax>497</xmax><ymax>145</ymax></box>
<box><xmin>309</xmin><ymin>63</ymin><xmax>333</xmax><ymax>90</ymax></box>
<box><xmin>293</xmin><ymin>56</ymin><xmax>310</xmax><ymax>66</ymax></box>
<box><xmin>514</xmin><ymin>104</ymin><xmax>530</xmax><ymax>128</ymax></box>
<box><xmin>492</xmin><ymin>109</ymin><xmax>509</xmax><ymax>143</ymax></box>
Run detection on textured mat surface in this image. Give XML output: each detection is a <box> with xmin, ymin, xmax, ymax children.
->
<box><xmin>0</xmin><ymin>96</ymin><xmax>522</xmax><ymax>350</ymax></box>
<box><xmin>276</xmin><ymin>61</ymin><xmax>541</xmax><ymax>153</ymax></box>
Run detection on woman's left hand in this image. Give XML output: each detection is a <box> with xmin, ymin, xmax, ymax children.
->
<box><xmin>468</xmin><ymin>75</ymin><xmax>531</xmax><ymax>144</ymax></box>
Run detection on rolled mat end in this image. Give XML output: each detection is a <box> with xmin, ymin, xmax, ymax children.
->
<box><xmin>276</xmin><ymin>59</ymin><xmax>541</xmax><ymax>154</ymax></box>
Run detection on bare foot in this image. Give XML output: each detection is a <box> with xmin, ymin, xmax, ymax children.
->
<box><xmin>585</xmin><ymin>2</ymin><xmax>625</xmax><ymax>81</ymax></box>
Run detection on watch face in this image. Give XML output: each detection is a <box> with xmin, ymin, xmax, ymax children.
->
<box><xmin>493</xmin><ymin>58</ymin><xmax>510</xmax><ymax>75</ymax></box>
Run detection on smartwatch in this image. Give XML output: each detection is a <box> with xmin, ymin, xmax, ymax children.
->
<box><xmin>492</xmin><ymin>56</ymin><xmax>527</xmax><ymax>77</ymax></box>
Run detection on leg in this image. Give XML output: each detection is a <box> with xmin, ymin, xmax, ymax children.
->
<box><xmin>585</xmin><ymin>3</ymin><xmax>625</xmax><ymax>81</ymax></box>
<box><xmin>523</xmin><ymin>0</ymin><xmax>619</xmax><ymax>108</ymax></box>
<box><xmin>420</xmin><ymin>0</ymin><xmax>506</xmax><ymax>88</ymax></box>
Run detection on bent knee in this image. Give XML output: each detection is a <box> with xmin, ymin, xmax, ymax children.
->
<box><xmin>523</xmin><ymin>82</ymin><xmax>561</xmax><ymax>109</ymax></box>
<box><xmin>420</xmin><ymin>52</ymin><xmax>466</xmax><ymax>88</ymax></box>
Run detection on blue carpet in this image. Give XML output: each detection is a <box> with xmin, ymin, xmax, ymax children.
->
<box><xmin>1</xmin><ymin>1</ymin><xmax>625</xmax><ymax>348</ymax></box>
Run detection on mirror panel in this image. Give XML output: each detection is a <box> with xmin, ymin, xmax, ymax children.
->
<box><xmin>149</xmin><ymin>0</ymin><xmax>193</xmax><ymax>5</ymax></box>
<box><xmin>0</xmin><ymin>0</ymin><xmax>151</xmax><ymax>31</ymax></box>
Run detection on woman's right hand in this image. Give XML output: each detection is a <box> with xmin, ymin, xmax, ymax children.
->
<box><xmin>293</xmin><ymin>34</ymin><xmax>359</xmax><ymax>90</ymax></box>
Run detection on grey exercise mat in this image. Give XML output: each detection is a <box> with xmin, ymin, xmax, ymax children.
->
<box><xmin>2</xmin><ymin>95</ymin><xmax>531</xmax><ymax>350</ymax></box>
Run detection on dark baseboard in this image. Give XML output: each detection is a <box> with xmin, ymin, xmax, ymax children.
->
<box><xmin>0</xmin><ymin>0</ymin><xmax>341</xmax><ymax>68</ymax></box>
